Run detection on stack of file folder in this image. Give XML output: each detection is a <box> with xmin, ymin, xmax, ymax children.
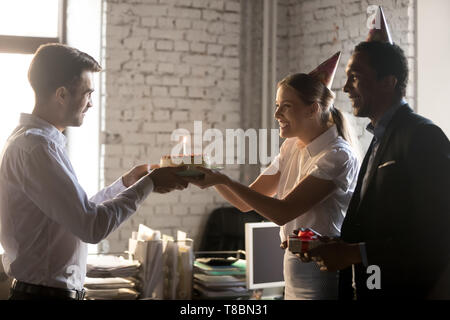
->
<box><xmin>193</xmin><ymin>257</ymin><xmax>250</xmax><ymax>299</ymax></box>
<box><xmin>128</xmin><ymin>224</ymin><xmax>194</xmax><ymax>299</ymax></box>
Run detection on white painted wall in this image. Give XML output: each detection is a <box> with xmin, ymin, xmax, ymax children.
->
<box><xmin>417</xmin><ymin>0</ymin><xmax>450</xmax><ymax>137</ymax></box>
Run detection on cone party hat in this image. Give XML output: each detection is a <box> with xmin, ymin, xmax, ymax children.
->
<box><xmin>308</xmin><ymin>51</ymin><xmax>341</xmax><ymax>89</ymax></box>
<box><xmin>367</xmin><ymin>6</ymin><xmax>393</xmax><ymax>44</ymax></box>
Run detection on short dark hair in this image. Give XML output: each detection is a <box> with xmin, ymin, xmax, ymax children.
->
<box><xmin>28</xmin><ymin>43</ymin><xmax>102</xmax><ymax>98</ymax></box>
<box><xmin>354</xmin><ymin>41</ymin><xmax>408</xmax><ymax>97</ymax></box>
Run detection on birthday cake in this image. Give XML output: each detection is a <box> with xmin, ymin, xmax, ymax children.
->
<box><xmin>159</xmin><ymin>154</ymin><xmax>207</xmax><ymax>168</ymax></box>
<box><xmin>159</xmin><ymin>154</ymin><xmax>210</xmax><ymax>177</ymax></box>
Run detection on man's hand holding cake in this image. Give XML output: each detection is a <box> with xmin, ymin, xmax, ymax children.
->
<box><xmin>149</xmin><ymin>166</ymin><xmax>189</xmax><ymax>193</ymax></box>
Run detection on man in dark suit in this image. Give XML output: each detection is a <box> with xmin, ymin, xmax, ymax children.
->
<box><xmin>307</xmin><ymin>40</ymin><xmax>450</xmax><ymax>299</ymax></box>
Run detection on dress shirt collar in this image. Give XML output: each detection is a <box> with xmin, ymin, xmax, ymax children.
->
<box><xmin>366</xmin><ymin>99</ymin><xmax>407</xmax><ymax>142</ymax></box>
<box><xmin>305</xmin><ymin>125</ymin><xmax>339</xmax><ymax>157</ymax></box>
<box><xmin>19</xmin><ymin>113</ymin><xmax>67</xmax><ymax>147</ymax></box>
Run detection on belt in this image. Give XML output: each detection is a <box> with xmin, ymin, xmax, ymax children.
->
<box><xmin>11</xmin><ymin>279</ymin><xmax>85</xmax><ymax>300</ymax></box>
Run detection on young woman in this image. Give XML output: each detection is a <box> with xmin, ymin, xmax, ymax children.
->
<box><xmin>186</xmin><ymin>58</ymin><xmax>359</xmax><ymax>299</ymax></box>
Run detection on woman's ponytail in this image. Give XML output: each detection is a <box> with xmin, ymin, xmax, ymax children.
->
<box><xmin>330</xmin><ymin>106</ymin><xmax>347</xmax><ymax>142</ymax></box>
<box><xmin>329</xmin><ymin>105</ymin><xmax>360</xmax><ymax>159</ymax></box>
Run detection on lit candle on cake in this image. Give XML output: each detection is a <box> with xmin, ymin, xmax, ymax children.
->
<box><xmin>182</xmin><ymin>136</ymin><xmax>187</xmax><ymax>155</ymax></box>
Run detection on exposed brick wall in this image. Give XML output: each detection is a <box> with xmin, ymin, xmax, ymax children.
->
<box><xmin>285</xmin><ymin>0</ymin><xmax>416</xmax><ymax>153</ymax></box>
<box><xmin>277</xmin><ymin>0</ymin><xmax>290</xmax><ymax>82</ymax></box>
<box><xmin>102</xmin><ymin>0</ymin><xmax>241</xmax><ymax>252</ymax></box>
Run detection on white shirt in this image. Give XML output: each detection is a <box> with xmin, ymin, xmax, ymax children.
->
<box><xmin>0</xmin><ymin>113</ymin><xmax>154</xmax><ymax>291</ymax></box>
<box><xmin>264</xmin><ymin>125</ymin><xmax>359</xmax><ymax>241</ymax></box>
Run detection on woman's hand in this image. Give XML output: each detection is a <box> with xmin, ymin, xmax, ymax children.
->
<box><xmin>183</xmin><ymin>166</ymin><xmax>229</xmax><ymax>189</ymax></box>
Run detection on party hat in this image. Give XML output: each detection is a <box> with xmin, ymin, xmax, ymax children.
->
<box><xmin>367</xmin><ymin>6</ymin><xmax>393</xmax><ymax>44</ymax></box>
<box><xmin>308</xmin><ymin>51</ymin><xmax>341</xmax><ymax>89</ymax></box>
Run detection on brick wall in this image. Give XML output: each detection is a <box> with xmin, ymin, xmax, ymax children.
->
<box><xmin>277</xmin><ymin>0</ymin><xmax>290</xmax><ymax>82</ymax></box>
<box><xmin>286</xmin><ymin>0</ymin><xmax>416</xmax><ymax>153</ymax></box>
<box><xmin>102</xmin><ymin>0</ymin><xmax>241</xmax><ymax>252</ymax></box>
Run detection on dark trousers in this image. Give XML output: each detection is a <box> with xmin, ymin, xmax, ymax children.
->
<box><xmin>8</xmin><ymin>280</ymin><xmax>84</xmax><ymax>300</ymax></box>
<box><xmin>9</xmin><ymin>289</ymin><xmax>76</xmax><ymax>300</ymax></box>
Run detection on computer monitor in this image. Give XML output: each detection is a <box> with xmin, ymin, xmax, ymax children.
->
<box><xmin>245</xmin><ymin>222</ymin><xmax>285</xmax><ymax>291</ymax></box>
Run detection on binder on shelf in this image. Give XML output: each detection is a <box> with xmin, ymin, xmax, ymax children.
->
<box><xmin>192</xmin><ymin>250</ymin><xmax>250</xmax><ymax>300</ymax></box>
<box><xmin>194</xmin><ymin>274</ymin><xmax>246</xmax><ymax>288</ymax></box>
<box><xmin>194</xmin><ymin>259</ymin><xmax>246</xmax><ymax>276</ymax></box>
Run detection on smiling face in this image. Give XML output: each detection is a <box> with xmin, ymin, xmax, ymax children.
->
<box><xmin>274</xmin><ymin>85</ymin><xmax>312</xmax><ymax>139</ymax></box>
<box><xmin>343</xmin><ymin>51</ymin><xmax>381</xmax><ymax>119</ymax></box>
<box><xmin>63</xmin><ymin>70</ymin><xmax>94</xmax><ymax>127</ymax></box>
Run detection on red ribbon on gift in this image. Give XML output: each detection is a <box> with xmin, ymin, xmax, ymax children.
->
<box><xmin>299</xmin><ymin>230</ymin><xmax>316</xmax><ymax>240</ymax></box>
<box><xmin>298</xmin><ymin>229</ymin><xmax>318</xmax><ymax>253</ymax></box>
<box><xmin>289</xmin><ymin>228</ymin><xmax>320</xmax><ymax>253</ymax></box>
<box><xmin>292</xmin><ymin>228</ymin><xmax>319</xmax><ymax>240</ymax></box>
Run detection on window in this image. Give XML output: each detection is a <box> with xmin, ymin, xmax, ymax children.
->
<box><xmin>0</xmin><ymin>53</ymin><xmax>34</xmax><ymax>146</ymax></box>
<box><xmin>0</xmin><ymin>0</ymin><xmax>60</xmax><ymax>38</ymax></box>
<box><xmin>0</xmin><ymin>0</ymin><xmax>66</xmax><ymax>148</ymax></box>
<box><xmin>0</xmin><ymin>0</ymin><xmax>67</xmax><ymax>256</ymax></box>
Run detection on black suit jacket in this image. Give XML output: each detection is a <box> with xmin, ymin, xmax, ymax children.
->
<box><xmin>339</xmin><ymin>104</ymin><xmax>450</xmax><ymax>299</ymax></box>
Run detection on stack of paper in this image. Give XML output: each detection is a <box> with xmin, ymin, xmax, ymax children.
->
<box><xmin>194</xmin><ymin>274</ymin><xmax>246</xmax><ymax>289</ymax></box>
<box><xmin>194</xmin><ymin>259</ymin><xmax>246</xmax><ymax>276</ymax></box>
<box><xmin>86</xmin><ymin>255</ymin><xmax>140</xmax><ymax>278</ymax></box>
<box><xmin>84</xmin><ymin>277</ymin><xmax>139</xmax><ymax>300</ymax></box>
<box><xmin>193</xmin><ymin>284</ymin><xmax>249</xmax><ymax>299</ymax></box>
<box><xmin>193</xmin><ymin>258</ymin><xmax>250</xmax><ymax>299</ymax></box>
<box><xmin>84</xmin><ymin>288</ymin><xmax>139</xmax><ymax>300</ymax></box>
<box><xmin>84</xmin><ymin>277</ymin><xmax>136</xmax><ymax>289</ymax></box>
<box><xmin>85</xmin><ymin>256</ymin><xmax>141</xmax><ymax>300</ymax></box>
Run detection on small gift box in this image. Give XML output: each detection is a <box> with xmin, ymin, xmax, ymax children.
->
<box><xmin>288</xmin><ymin>228</ymin><xmax>322</xmax><ymax>254</ymax></box>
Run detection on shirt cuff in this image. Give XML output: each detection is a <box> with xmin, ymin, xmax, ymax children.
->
<box><xmin>111</xmin><ymin>176</ymin><xmax>128</xmax><ymax>194</ymax></box>
<box><xmin>129</xmin><ymin>173</ymin><xmax>154</xmax><ymax>201</ymax></box>
<box><xmin>359</xmin><ymin>242</ymin><xmax>368</xmax><ymax>267</ymax></box>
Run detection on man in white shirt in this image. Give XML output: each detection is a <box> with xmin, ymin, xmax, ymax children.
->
<box><xmin>0</xmin><ymin>43</ymin><xmax>188</xmax><ymax>300</ymax></box>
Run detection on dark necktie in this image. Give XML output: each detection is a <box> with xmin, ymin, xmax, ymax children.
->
<box><xmin>360</xmin><ymin>137</ymin><xmax>379</xmax><ymax>198</ymax></box>
<box><xmin>350</xmin><ymin>137</ymin><xmax>375</xmax><ymax>210</ymax></box>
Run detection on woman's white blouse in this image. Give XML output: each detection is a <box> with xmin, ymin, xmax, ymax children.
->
<box><xmin>263</xmin><ymin>125</ymin><xmax>359</xmax><ymax>241</ymax></box>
